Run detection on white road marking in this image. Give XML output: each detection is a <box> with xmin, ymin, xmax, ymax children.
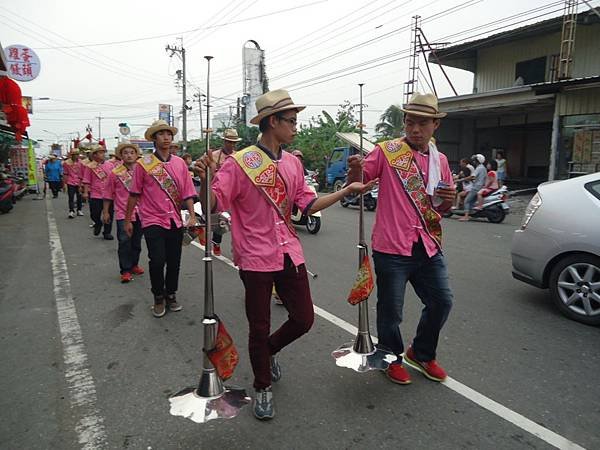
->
<box><xmin>46</xmin><ymin>199</ymin><xmax>107</xmax><ymax>449</ymax></box>
<box><xmin>194</xmin><ymin>243</ymin><xmax>586</xmax><ymax>450</ymax></box>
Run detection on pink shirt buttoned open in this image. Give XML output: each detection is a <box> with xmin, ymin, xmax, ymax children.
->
<box><xmin>63</xmin><ymin>161</ymin><xmax>84</xmax><ymax>186</ymax></box>
<box><xmin>82</xmin><ymin>161</ymin><xmax>112</xmax><ymax>200</ymax></box>
<box><xmin>212</xmin><ymin>150</ymin><xmax>317</xmax><ymax>272</ymax></box>
<box><xmin>363</xmin><ymin>145</ymin><xmax>454</xmax><ymax>258</ymax></box>
<box><xmin>129</xmin><ymin>154</ymin><xmax>196</xmax><ymax>229</ymax></box>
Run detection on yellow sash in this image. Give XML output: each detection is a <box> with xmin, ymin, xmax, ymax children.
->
<box><xmin>112</xmin><ymin>163</ymin><xmax>133</xmax><ymax>191</ymax></box>
<box><xmin>137</xmin><ymin>154</ymin><xmax>182</xmax><ymax>209</ymax></box>
<box><xmin>380</xmin><ymin>139</ymin><xmax>442</xmax><ymax>249</ymax></box>
<box><xmin>233</xmin><ymin>146</ymin><xmax>295</xmax><ymax>234</ymax></box>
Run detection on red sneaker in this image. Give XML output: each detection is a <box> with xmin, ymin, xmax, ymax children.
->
<box><xmin>131</xmin><ymin>265</ymin><xmax>145</xmax><ymax>275</ymax></box>
<box><xmin>213</xmin><ymin>244</ymin><xmax>221</xmax><ymax>256</ymax></box>
<box><xmin>198</xmin><ymin>228</ymin><xmax>206</xmax><ymax>246</ymax></box>
<box><xmin>120</xmin><ymin>272</ymin><xmax>133</xmax><ymax>283</ymax></box>
<box><xmin>386</xmin><ymin>362</ymin><xmax>412</xmax><ymax>385</ymax></box>
<box><xmin>404</xmin><ymin>346</ymin><xmax>447</xmax><ymax>382</ymax></box>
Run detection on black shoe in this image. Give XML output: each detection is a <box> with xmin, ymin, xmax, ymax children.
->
<box><xmin>103</xmin><ymin>234</ymin><xmax>114</xmax><ymax>240</ymax></box>
<box><xmin>93</xmin><ymin>224</ymin><xmax>102</xmax><ymax>236</ymax></box>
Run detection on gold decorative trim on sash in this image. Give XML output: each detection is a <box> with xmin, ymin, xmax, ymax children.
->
<box><xmin>137</xmin><ymin>154</ymin><xmax>182</xmax><ymax>209</ymax></box>
<box><xmin>233</xmin><ymin>146</ymin><xmax>296</xmax><ymax>235</ymax></box>
<box><xmin>380</xmin><ymin>139</ymin><xmax>442</xmax><ymax>249</ymax></box>
<box><xmin>88</xmin><ymin>161</ymin><xmax>107</xmax><ymax>181</ymax></box>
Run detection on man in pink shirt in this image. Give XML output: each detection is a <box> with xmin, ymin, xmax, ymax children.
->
<box><xmin>102</xmin><ymin>142</ymin><xmax>144</xmax><ymax>283</ymax></box>
<box><xmin>195</xmin><ymin>89</ymin><xmax>373</xmax><ymax>420</ymax></box>
<box><xmin>347</xmin><ymin>93</ymin><xmax>457</xmax><ymax>386</ymax></box>
<box><xmin>125</xmin><ymin>120</ymin><xmax>196</xmax><ymax>318</ymax></box>
<box><xmin>82</xmin><ymin>144</ymin><xmax>114</xmax><ymax>240</ymax></box>
<box><xmin>63</xmin><ymin>148</ymin><xmax>85</xmax><ymax>218</ymax></box>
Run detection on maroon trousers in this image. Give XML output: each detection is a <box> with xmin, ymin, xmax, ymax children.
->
<box><xmin>239</xmin><ymin>255</ymin><xmax>314</xmax><ymax>389</ymax></box>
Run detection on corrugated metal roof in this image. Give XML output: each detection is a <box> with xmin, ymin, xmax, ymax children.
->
<box><xmin>335</xmin><ymin>132</ymin><xmax>375</xmax><ymax>154</ymax></box>
<box><xmin>433</xmin><ymin>8</ymin><xmax>599</xmax><ymax>65</ymax></box>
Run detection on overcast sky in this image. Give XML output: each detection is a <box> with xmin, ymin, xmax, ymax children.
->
<box><xmin>1</xmin><ymin>0</ymin><xmax>579</xmax><ymax>153</ymax></box>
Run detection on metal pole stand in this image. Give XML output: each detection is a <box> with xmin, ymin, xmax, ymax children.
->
<box><xmin>169</xmin><ymin>55</ymin><xmax>249</xmax><ymax>423</ymax></box>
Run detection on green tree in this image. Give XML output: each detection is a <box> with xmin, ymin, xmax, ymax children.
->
<box><xmin>292</xmin><ymin>101</ymin><xmax>360</xmax><ymax>176</ymax></box>
<box><xmin>375</xmin><ymin>104</ymin><xmax>404</xmax><ymax>140</ymax></box>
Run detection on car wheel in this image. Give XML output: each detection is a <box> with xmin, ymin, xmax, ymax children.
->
<box><xmin>549</xmin><ymin>254</ymin><xmax>600</xmax><ymax>325</ymax></box>
<box><xmin>306</xmin><ymin>216</ymin><xmax>321</xmax><ymax>234</ymax></box>
<box><xmin>340</xmin><ymin>197</ymin><xmax>349</xmax><ymax>207</ymax></box>
<box><xmin>333</xmin><ymin>180</ymin><xmax>344</xmax><ymax>192</ymax></box>
<box><xmin>365</xmin><ymin>198</ymin><xmax>376</xmax><ymax>211</ymax></box>
<box><xmin>486</xmin><ymin>205</ymin><xmax>505</xmax><ymax>223</ymax></box>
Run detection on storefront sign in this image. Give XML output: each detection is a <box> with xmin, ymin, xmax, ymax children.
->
<box><xmin>4</xmin><ymin>45</ymin><xmax>41</xmax><ymax>82</ymax></box>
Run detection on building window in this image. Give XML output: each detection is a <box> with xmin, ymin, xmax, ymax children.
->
<box><xmin>515</xmin><ymin>57</ymin><xmax>547</xmax><ymax>85</ymax></box>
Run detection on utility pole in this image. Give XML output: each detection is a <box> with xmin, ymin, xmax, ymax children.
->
<box><xmin>95</xmin><ymin>114</ymin><xmax>104</xmax><ymax>141</ymax></box>
<box><xmin>166</xmin><ymin>39</ymin><xmax>189</xmax><ymax>152</ymax></box>
<box><xmin>193</xmin><ymin>91</ymin><xmax>205</xmax><ymax>142</ymax></box>
<box><xmin>405</xmin><ymin>15</ymin><xmax>421</xmax><ymax>104</ymax></box>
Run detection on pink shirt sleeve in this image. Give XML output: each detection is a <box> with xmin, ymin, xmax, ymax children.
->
<box><xmin>291</xmin><ymin>159</ymin><xmax>317</xmax><ymax>212</ymax></box>
<box><xmin>104</xmin><ymin>172</ymin><xmax>116</xmax><ymax>200</ymax></box>
<box><xmin>439</xmin><ymin>153</ymin><xmax>455</xmax><ymax>189</ymax></box>
<box><xmin>363</xmin><ymin>146</ymin><xmax>385</xmax><ymax>184</ymax></box>
<box><xmin>129</xmin><ymin>163</ymin><xmax>145</xmax><ymax>195</ymax></box>
<box><xmin>179</xmin><ymin>160</ymin><xmax>196</xmax><ymax>200</ymax></box>
<box><xmin>212</xmin><ymin>158</ymin><xmax>241</xmax><ymax>212</ymax></box>
<box><xmin>82</xmin><ymin>166</ymin><xmax>92</xmax><ymax>185</ymax></box>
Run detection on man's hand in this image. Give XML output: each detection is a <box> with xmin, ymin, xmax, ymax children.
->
<box><xmin>345</xmin><ymin>179</ymin><xmax>378</xmax><ymax>195</ymax></box>
<box><xmin>101</xmin><ymin>210</ymin><xmax>111</xmax><ymax>224</ymax></box>
<box><xmin>124</xmin><ymin>220</ymin><xmax>133</xmax><ymax>237</ymax></box>
<box><xmin>185</xmin><ymin>213</ymin><xmax>197</xmax><ymax>228</ymax></box>
<box><xmin>435</xmin><ymin>186</ymin><xmax>457</xmax><ymax>202</ymax></box>
<box><xmin>82</xmin><ymin>191</ymin><xmax>88</xmax><ymax>200</ymax></box>
<box><xmin>194</xmin><ymin>149</ymin><xmax>217</xmax><ymax>181</ymax></box>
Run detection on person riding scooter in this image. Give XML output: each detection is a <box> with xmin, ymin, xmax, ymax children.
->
<box><xmin>459</xmin><ymin>154</ymin><xmax>487</xmax><ymax>222</ymax></box>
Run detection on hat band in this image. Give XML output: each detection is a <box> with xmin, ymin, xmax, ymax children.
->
<box><xmin>257</xmin><ymin>97</ymin><xmax>295</xmax><ymax>114</ymax></box>
<box><xmin>403</xmin><ymin>103</ymin><xmax>439</xmax><ymax>115</ymax></box>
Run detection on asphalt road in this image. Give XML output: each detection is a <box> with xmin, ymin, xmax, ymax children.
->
<box><xmin>1</xmin><ymin>194</ymin><xmax>598</xmax><ymax>450</ymax></box>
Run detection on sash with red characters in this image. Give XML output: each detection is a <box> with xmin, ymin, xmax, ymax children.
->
<box><xmin>233</xmin><ymin>146</ymin><xmax>296</xmax><ymax>236</ymax></box>
<box><xmin>380</xmin><ymin>139</ymin><xmax>443</xmax><ymax>249</ymax></box>
<box><xmin>112</xmin><ymin>163</ymin><xmax>133</xmax><ymax>191</ymax></box>
<box><xmin>88</xmin><ymin>161</ymin><xmax>108</xmax><ymax>181</ymax></box>
<box><xmin>137</xmin><ymin>154</ymin><xmax>182</xmax><ymax>209</ymax></box>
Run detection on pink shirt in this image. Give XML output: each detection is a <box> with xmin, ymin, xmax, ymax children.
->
<box><xmin>363</xmin><ymin>144</ymin><xmax>454</xmax><ymax>258</ymax></box>
<box><xmin>63</xmin><ymin>160</ymin><xmax>84</xmax><ymax>186</ymax></box>
<box><xmin>82</xmin><ymin>161</ymin><xmax>113</xmax><ymax>199</ymax></box>
<box><xmin>129</xmin><ymin>153</ymin><xmax>196</xmax><ymax>229</ymax></box>
<box><xmin>104</xmin><ymin>165</ymin><xmax>139</xmax><ymax>221</ymax></box>
<box><xmin>212</xmin><ymin>148</ymin><xmax>317</xmax><ymax>272</ymax></box>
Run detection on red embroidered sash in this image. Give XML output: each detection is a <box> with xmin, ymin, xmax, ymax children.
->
<box><xmin>233</xmin><ymin>146</ymin><xmax>296</xmax><ymax>236</ymax></box>
<box><xmin>380</xmin><ymin>139</ymin><xmax>442</xmax><ymax>249</ymax></box>
<box><xmin>88</xmin><ymin>161</ymin><xmax>107</xmax><ymax>181</ymax></box>
<box><xmin>112</xmin><ymin>164</ymin><xmax>133</xmax><ymax>191</ymax></box>
<box><xmin>137</xmin><ymin>154</ymin><xmax>182</xmax><ymax>210</ymax></box>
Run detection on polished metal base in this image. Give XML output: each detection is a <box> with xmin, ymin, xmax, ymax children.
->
<box><xmin>169</xmin><ymin>386</ymin><xmax>251</xmax><ymax>423</ymax></box>
<box><xmin>332</xmin><ymin>342</ymin><xmax>397</xmax><ymax>372</ymax></box>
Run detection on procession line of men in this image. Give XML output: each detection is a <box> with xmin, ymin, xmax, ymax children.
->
<box><xmin>52</xmin><ymin>88</ymin><xmax>457</xmax><ymax>422</ymax></box>
<box><xmin>195</xmin><ymin>89</ymin><xmax>457</xmax><ymax>420</ymax></box>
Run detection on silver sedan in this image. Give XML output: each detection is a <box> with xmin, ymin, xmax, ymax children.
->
<box><xmin>511</xmin><ymin>172</ymin><xmax>600</xmax><ymax>325</ymax></box>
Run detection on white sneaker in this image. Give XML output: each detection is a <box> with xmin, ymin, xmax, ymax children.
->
<box><xmin>77</xmin><ymin>210</ymin><xmax>84</xmax><ymax>216</ymax></box>
<box><xmin>68</xmin><ymin>211</ymin><xmax>75</xmax><ymax>219</ymax></box>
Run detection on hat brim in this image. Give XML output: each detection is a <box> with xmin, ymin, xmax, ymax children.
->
<box><xmin>144</xmin><ymin>124</ymin><xmax>178</xmax><ymax>141</ymax></box>
<box><xmin>115</xmin><ymin>144</ymin><xmax>141</xmax><ymax>159</ymax></box>
<box><xmin>223</xmin><ymin>137</ymin><xmax>242</xmax><ymax>142</ymax></box>
<box><xmin>401</xmin><ymin>108</ymin><xmax>446</xmax><ymax>119</ymax></box>
<box><xmin>250</xmin><ymin>104</ymin><xmax>306</xmax><ymax>125</ymax></box>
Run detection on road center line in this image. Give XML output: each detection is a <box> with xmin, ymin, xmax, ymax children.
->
<box><xmin>193</xmin><ymin>242</ymin><xmax>585</xmax><ymax>450</ymax></box>
<box><xmin>46</xmin><ymin>199</ymin><xmax>107</xmax><ymax>449</ymax></box>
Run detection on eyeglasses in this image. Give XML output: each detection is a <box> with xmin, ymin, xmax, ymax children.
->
<box><xmin>278</xmin><ymin>117</ymin><xmax>297</xmax><ymax>127</ymax></box>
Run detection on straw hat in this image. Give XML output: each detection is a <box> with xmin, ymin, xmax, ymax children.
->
<box><xmin>250</xmin><ymin>89</ymin><xmax>305</xmax><ymax>125</ymax></box>
<box><xmin>145</xmin><ymin>119</ymin><xmax>178</xmax><ymax>141</ymax></box>
<box><xmin>115</xmin><ymin>142</ymin><xmax>141</xmax><ymax>159</ymax></box>
<box><xmin>401</xmin><ymin>92</ymin><xmax>446</xmax><ymax>119</ymax></box>
<box><xmin>68</xmin><ymin>149</ymin><xmax>80</xmax><ymax>157</ymax></box>
<box><xmin>91</xmin><ymin>144</ymin><xmax>106</xmax><ymax>155</ymax></box>
<box><xmin>223</xmin><ymin>128</ymin><xmax>242</xmax><ymax>142</ymax></box>
<box><xmin>48</xmin><ymin>154</ymin><xmax>57</xmax><ymax>159</ymax></box>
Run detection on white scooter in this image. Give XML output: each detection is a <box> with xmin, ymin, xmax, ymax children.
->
<box><xmin>443</xmin><ymin>185</ymin><xmax>510</xmax><ymax>223</ymax></box>
<box><xmin>291</xmin><ymin>173</ymin><xmax>322</xmax><ymax>234</ymax></box>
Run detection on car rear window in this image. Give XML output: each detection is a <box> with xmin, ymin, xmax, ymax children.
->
<box><xmin>585</xmin><ymin>181</ymin><xmax>600</xmax><ymax>201</ymax></box>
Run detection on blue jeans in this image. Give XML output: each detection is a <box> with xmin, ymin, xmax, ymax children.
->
<box><xmin>373</xmin><ymin>241</ymin><xmax>453</xmax><ymax>362</ymax></box>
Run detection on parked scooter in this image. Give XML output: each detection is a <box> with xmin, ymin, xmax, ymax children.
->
<box><xmin>292</xmin><ymin>173</ymin><xmax>322</xmax><ymax>234</ymax></box>
<box><xmin>0</xmin><ymin>173</ymin><xmax>15</xmax><ymax>213</ymax></box>
<box><xmin>340</xmin><ymin>184</ymin><xmax>378</xmax><ymax>211</ymax></box>
<box><xmin>10</xmin><ymin>173</ymin><xmax>28</xmax><ymax>200</ymax></box>
<box><xmin>443</xmin><ymin>185</ymin><xmax>510</xmax><ymax>223</ymax></box>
